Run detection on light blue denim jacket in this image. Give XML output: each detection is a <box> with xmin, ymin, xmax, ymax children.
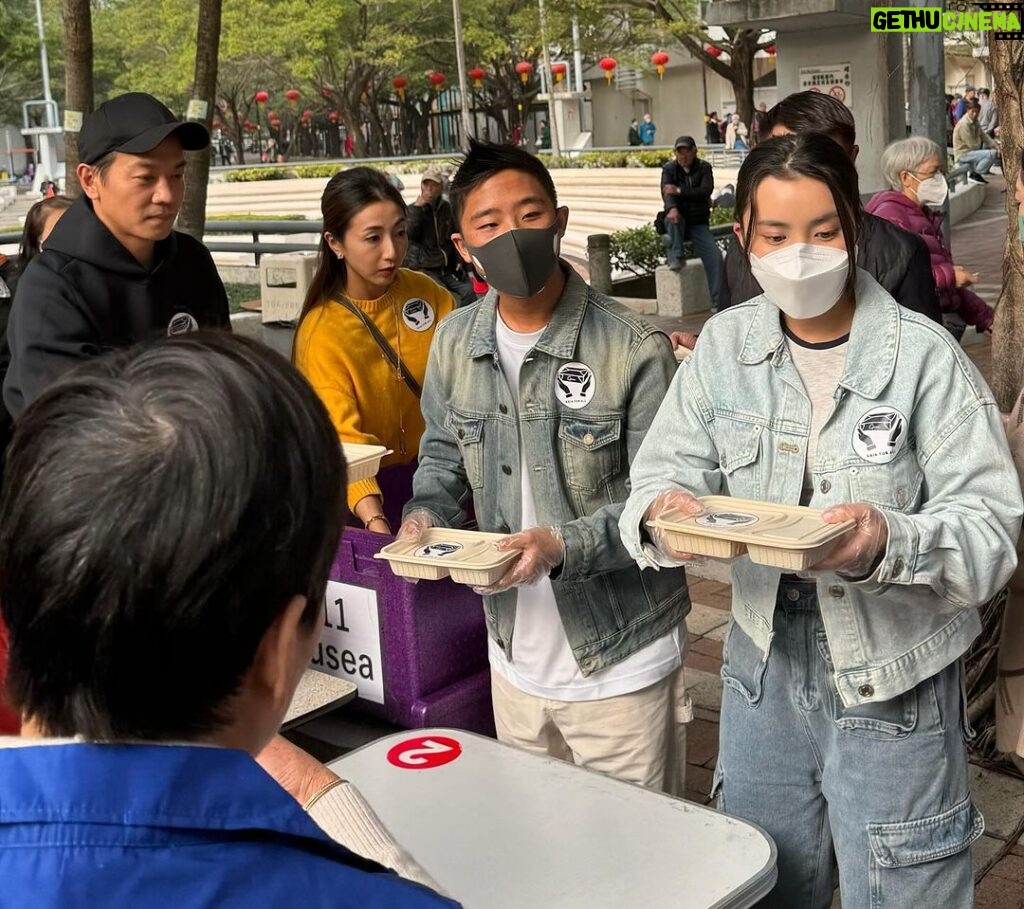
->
<box><xmin>620</xmin><ymin>269</ymin><xmax>1022</xmax><ymax>706</ymax></box>
<box><xmin>406</xmin><ymin>266</ymin><xmax>689</xmax><ymax>674</ymax></box>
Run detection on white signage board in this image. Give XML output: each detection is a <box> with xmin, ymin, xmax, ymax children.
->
<box><xmin>310</xmin><ymin>581</ymin><xmax>384</xmax><ymax>704</ymax></box>
<box><xmin>798</xmin><ymin>63</ymin><xmax>852</xmax><ymax>107</ymax></box>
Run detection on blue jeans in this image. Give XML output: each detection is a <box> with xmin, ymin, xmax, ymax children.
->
<box><xmin>716</xmin><ymin>581</ymin><xmax>981</xmax><ymax>908</ymax></box>
<box><xmin>666</xmin><ymin>220</ymin><xmax>722</xmax><ymax>305</ymax></box>
<box><xmin>957</xmin><ymin>148</ymin><xmax>997</xmax><ymax>175</ymax></box>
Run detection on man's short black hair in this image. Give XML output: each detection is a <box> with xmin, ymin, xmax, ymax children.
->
<box><xmin>0</xmin><ymin>333</ymin><xmax>346</xmax><ymax>740</ymax></box>
<box><xmin>449</xmin><ymin>139</ymin><xmax>558</xmax><ymax>227</ymax></box>
<box><xmin>765</xmin><ymin>91</ymin><xmax>857</xmax><ymax>155</ymax></box>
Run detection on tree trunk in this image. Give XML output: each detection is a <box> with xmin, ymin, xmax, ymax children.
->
<box><xmin>60</xmin><ymin>0</ymin><xmax>94</xmax><ymax>198</ymax></box>
<box><xmin>990</xmin><ymin>37</ymin><xmax>1024</xmax><ymax>411</ymax></box>
<box><xmin>177</xmin><ymin>0</ymin><xmax>222</xmax><ymax>240</ymax></box>
<box><xmin>730</xmin><ymin>32</ymin><xmax>758</xmax><ymax>130</ymax></box>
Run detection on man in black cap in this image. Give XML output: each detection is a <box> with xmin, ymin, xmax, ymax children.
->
<box><xmin>3</xmin><ymin>92</ymin><xmax>230</xmax><ymax>417</ymax></box>
<box><xmin>660</xmin><ymin>135</ymin><xmax>721</xmax><ymax>305</ymax></box>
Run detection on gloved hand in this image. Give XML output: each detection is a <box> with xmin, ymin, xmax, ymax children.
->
<box><xmin>396</xmin><ymin>509</ymin><xmax>434</xmax><ymax>544</ymax></box>
<box><xmin>809</xmin><ymin>503</ymin><xmax>888</xmax><ymax>578</ymax></box>
<box><xmin>643</xmin><ymin>489</ymin><xmax>706</xmax><ymax>566</ymax></box>
<box><xmin>394</xmin><ymin>509</ymin><xmax>436</xmax><ymax>585</ymax></box>
<box><xmin>473</xmin><ymin>526</ymin><xmax>565</xmax><ymax>595</ymax></box>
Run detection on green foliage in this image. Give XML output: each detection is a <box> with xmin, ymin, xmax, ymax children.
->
<box><xmin>710</xmin><ymin>206</ymin><xmax>735</xmax><ymax>226</ymax></box>
<box><xmin>223</xmin><ymin>166</ymin><xmax>294</xmax><ymax>182</ymax></box>
<box><xmin>609</xmin><ymin>223</ymin><xmax>664</xmax><ymax>277</ymax></box>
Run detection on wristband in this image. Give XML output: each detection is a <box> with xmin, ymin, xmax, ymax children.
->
<box><xmin>363</xmin><ymin>513</ymin><xmax>390</xmax><ymax>530</ymax></box>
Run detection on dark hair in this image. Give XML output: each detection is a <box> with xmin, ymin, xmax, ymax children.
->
<box><xmin>734</xmin><ymin>132</ymin><xmax>862</xmax><ymax>303</ymax></box>
<box><xmin>299</xmin><ymin>166</ymin><xmax>406</xmax><ymax>322</ymax></box>
<box><xmin>965</xmin><ymin>99</ymin><xmax>981</xmax><ymax>112</ymax></box>
<box><xmin>764</xmin><ymin>91</ymin><xmax>857</xmax><ymax>155</ymax></box>
<box><xmin>0</xmin><ymin>333</ymin><xmax>346</xmax><ymax>740</ymax></box>
<box><xmin>18</xmin><ymin>195</ymin><xmax>72</xmax><ymax>266</ymax></box>
<box><xmin>449</xmin><ymin>139</ymin><xmax>558</xmax><ymax>227</ymax></box>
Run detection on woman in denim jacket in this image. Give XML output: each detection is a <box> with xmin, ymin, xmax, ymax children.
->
<box><xmin>620</xmin><ymin>132</ymin><xmax>1022</xmax><ymax>908</ymax></box>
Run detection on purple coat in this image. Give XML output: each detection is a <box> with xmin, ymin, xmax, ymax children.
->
<box><xmin>865</xmin><ymin>190</ymin><xmax>993</xmax><ymax>330</ymax></box>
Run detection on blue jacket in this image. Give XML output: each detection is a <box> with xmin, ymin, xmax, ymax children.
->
<box><xmin>620</xmin><ymin>270</ymin><xmax>1022</xmax><ymax>706</ymax></box>
<box><xmin>638</xmin><ymin>120</ymin><xmax>657</xmax><ymax>144</ymax></box>
<box><xmin>406</xmin><ymin>267</ymin><xmax>689</xmax><ymax>674</ymax></box>
<box><xmin>0</xmin><ymin>742</ymin><xmax>458</xmax><ymax>908</ymax></box>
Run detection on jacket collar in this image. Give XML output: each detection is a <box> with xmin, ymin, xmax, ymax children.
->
<box><xmin>738</xmin><ymin>268</ymin><xmax>899</xmax><ymax>400</ymax></box>
<box><xmin>464</xmin><ymin>262</ymin><xmax>590</xmax><ymax>360</ymax></box>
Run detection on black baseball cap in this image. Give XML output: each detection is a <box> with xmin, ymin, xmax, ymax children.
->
<box><xmin>78</xmin><ymin>92</ymin><xmax>210</xmax><ymax>165</ymax></box>
<box><xmin>674</xmin><ymin>135</ymin><xmax>697</xmax><ymax>150</ymax></box>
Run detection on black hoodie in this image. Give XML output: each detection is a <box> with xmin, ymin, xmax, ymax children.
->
<box><xmin>3</xmin><ymin>197</ymin><xmax>230</xmax><ymax>417</ymax></box>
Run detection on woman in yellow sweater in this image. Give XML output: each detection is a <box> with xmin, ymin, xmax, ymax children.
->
<box><xmin>294</xmin><ymin>167</ymin><xmax>455</xmax><ymax>533</ymax></box>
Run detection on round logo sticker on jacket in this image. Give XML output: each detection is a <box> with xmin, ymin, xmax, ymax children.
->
<box><xmin>167</xmin><ymin>312</ymin><xmax>199</xmax><ymax>336</ymax></box>
<box><xmin>852</xmin><ymin>407</ymin><xmax>908</xmax><ymax>464</ymax></box>
<box><xmin>555</xmin><ymin>362</ymin><xmax>596</xmax><ymax>410</ymax></box>
<box><xmin>402</xmin><ymin>298</ymin><xmax>435</xmax><ymax>331</ymax></box>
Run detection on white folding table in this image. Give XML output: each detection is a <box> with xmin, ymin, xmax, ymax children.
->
<box><xmin>328</xmin><ymin>728</ymin><xmax>776</xmax><ymax>908</ymax></box>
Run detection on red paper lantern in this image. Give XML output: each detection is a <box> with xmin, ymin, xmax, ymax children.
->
<box><xmin>468</xmin><ymin>66</ymin><xmax>486</xmax><ymax>90</ymax></box>
<box><xmin>651</xmin><ymin>51</ymin><xmax>670</xmax><ymax>79</ymax></box>
<box><xmin>765</xmin><ymin>44</ymin><xmax>777</xmax><ymax>56</ymax></box>
<box><xmin>321</xmin><ymin>85</ymin><xmax>332</xmax><ymax>98</ymax></box>
<box><xmin>515</xmin><ymin>60</ymin><xmax>534</xmax><ymax>85</ymax></box>
<box><xmin>598</xmin><ymin>57</ymin><xmax>617</xmax><ymax>84</ymax></box>
<box><xmin>328</xmin><ymin>110</ymin><xmax>340</xmax><ymax>123</ymax></box>
<box><xmin>429</xmin><ymin>71</ymin><xmax>446</xmax><ymax>88</ymax></box>
<box><xmin>301</xmin><ymin>109</ymin><xmax>313</xmax><ymax>121</ymax></box>
<box><xmin>254</xmin><ymin>90</ymin><xmax>269</xmax><ymax>109</ymax></box>
<box><xmin>284</xmin><ymin>88</ymin><xmax>301</xmax><ymax>108</ymax></box>
<box><xmin>705</xmin><ymin>45</ymin><xmax>723</xmax><ymax>58</ymax></box>
<box><xmin>392</xmin><ymin>75</ymin><xmax>408</xmax><ymax>101</ymax></box>
<box><xmin>212</xmin><ymin>118</ymin><xmax>222</xmax><ymax>130</ymax></box>
<box><xmin>550</xmin><ymin>62</ymin><xmax>567</xmax><ymax>83</ymax></box>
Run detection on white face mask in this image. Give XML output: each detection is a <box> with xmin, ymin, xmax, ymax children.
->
<box><xmin>910</xmin><ymin>172</ymin><xmax>948</xmax><ymax>209</ymax></box>
<box><xmin>749</xmin><ymin>243</ymin><xmax>850</xmax><ymax>320</ymax></box>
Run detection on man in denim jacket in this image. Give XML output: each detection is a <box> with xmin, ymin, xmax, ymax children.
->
<box><xmin>400</xmin><ymin>141</ymin><xmax>689</xmax><ymax>791</ymax></box>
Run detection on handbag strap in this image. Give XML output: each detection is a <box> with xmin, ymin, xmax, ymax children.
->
<box><xmin>332</xmin><ymin>295</ymin><xmax>422</xmax><ymax>399</ymax></box>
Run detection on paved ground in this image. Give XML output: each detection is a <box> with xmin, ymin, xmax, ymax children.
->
<box><xmin>670</xmin><ymin>174</ymin><xmax>1024</xmax><ymax>907</ymax></box>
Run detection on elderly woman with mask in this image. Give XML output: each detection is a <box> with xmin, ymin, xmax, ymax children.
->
<box><xmin>865</xmin><ymin>136</ymin><xmax>993</xmax><ymax>339</ymax></box>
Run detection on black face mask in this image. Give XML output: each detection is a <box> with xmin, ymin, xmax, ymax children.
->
<box><xmin>464</xmin><ymin>223</ymin><xmax>561</xmax><ymax>298</ymax></box>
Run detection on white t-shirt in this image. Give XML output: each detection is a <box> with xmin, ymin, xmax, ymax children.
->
<box><xmin>783</xmin><ymin>325</ymin><xmax>849</xmax><ymax>505</ymax></box>
<box><xmin>488</xmin><ymin>312</ymin><xmax>683</xmax><ymax>701</ymax></box>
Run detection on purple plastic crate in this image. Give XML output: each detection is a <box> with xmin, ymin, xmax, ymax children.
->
<box><xmin>325</xmin><ymin>526</ymin><xmax>494</xmax><ymax>736</ymax></box>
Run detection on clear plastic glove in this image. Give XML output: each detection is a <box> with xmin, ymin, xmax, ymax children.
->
<box><xmin>396</xmin><ymin>508</ymin><xmax>434</xmax><ymax>544</ymax></box>
<box><xmin>644</xmin><ymin>489</ymin><xmax>706</xmax><ymax>566</ymax></box>
<box><xmin>394</xmin><ymin>509</ymin><xmax>435</xmax><ymax>584</ymax></box>
<box><xmin>473</xmin><ymin>526</ymin><xmax>565</xmax><ymax>595</ymax></box>
<box><xmin>809</xmin><ymin>503</ymin><xmax>888</xmax><ymax>578</ymax></box>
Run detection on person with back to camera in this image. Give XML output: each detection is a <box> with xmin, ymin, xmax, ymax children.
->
<box><xmin>619</xmin><ymin>131</ymin><xmax>1022</xmax><ymax>907</ymax></box>
<box><xmin>866</xmin><ymin>137</ymin><xmax>992</xmax><ymax>341</ymax></box>
<box><xmin>293</xmin><ymin>166</ymin><xmax>456</xmax><ymax>533</ymax></box>
<box><xmin>0</xmin><ymin>331</ymin><xmax>457</xmax><ymax>907</ymax></box>
<box><xmin>3</xmin><ymin>92</ymin><xmax>230</xmax><ymax>418</ymax></box>
<box><xmin>716</xmin><ymin>91</ymin><xmax>942</xmax><ymax>324</ymax></box>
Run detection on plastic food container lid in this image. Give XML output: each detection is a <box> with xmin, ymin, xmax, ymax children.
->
<box><xmin>375</xmin><ymin>528</ymin><xmax>520</xmax><ymax>585</ymax></box>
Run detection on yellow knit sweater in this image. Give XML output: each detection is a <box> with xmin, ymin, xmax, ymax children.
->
<box><xmin>294</xmin><ymin>268</ymin><xmax>455</xmax><ymax>512</ymax></box>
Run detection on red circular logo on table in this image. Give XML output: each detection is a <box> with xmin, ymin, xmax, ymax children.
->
<box><xmin>386</xmin><ymin>735</ymin><xmax>462</xmax><ymax>770</ymax></box>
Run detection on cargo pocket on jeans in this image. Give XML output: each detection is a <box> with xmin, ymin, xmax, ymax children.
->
<box><xmin>867</xmin><ymin>797</ymin><xmax>983</xmax><ymax>908</ymax></box>
<box><xmin>721</xmin><ymin>620</ymin><xmax>768</xmax><ymax>708</ymax></box>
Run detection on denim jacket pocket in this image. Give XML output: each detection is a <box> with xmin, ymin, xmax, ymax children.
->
<box><xmin>848</xmin><ymin>451</ymin><xmax>923</xmax><ymax>513</ymax></box>
<box><xmin>445</xmin><ymin>411</ymin><xmax>486</xmax><ymax>490</ymax></box>
<box><xmin>722</xmin><ymin>619</ymin><xmax>768</xmax><ymax>707</ymax></box>
<box><xmin>559</xmin><ymin>417</ymin><xmax>623</xmax><ymax>514</ymax></box>
<box><xmin>710</xmin><ymin>418</ymin><xmax>763</xmax><ymax>498</ymax></box>
<box><xmin>816</xmin><ymin>633</ymin><xmax>921</xmax><ymax>739</ymax></box>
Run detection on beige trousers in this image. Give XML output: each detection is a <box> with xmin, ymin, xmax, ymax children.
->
<box><xmin>490</xmin><ymin>666</ymin><xmax>691</xmax><ymax>794</ymax></box>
